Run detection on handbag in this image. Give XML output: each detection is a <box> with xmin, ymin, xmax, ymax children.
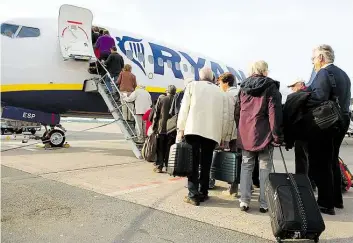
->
<box><xmin>166</xmin><ymin>114</ymin><xmax>177</xmax><ymax>134</ymax></box>
<box><xmin>310</xmin><ymin>69</ymin><xmax>343</xmax><ymax>130</ymax></box>
<box><xmin>142</xmin><ymin>132</ymin><xmax>157</xmax><ymax>162</ymax></box>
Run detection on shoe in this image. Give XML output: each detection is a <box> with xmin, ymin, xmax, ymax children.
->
<box><xmin>209</xmin><ymin>179</ymin><xmax>215</xmax><ymax>189</ymax></box>
<box><xmin>240</xmin><ymin>202</ymin><xmax>249</xmax><ymax>212</ymax></box>
<box><xmin>259</xmin><ymin>207</ymin><xmax>268</xmax><ymax>213</ymax></box>
<box><xmin>199</xmin><ymin>194</ymin><xmax>209</xmax><ymax>202</ymax></box>
<box><xmin>334</xmin><ymin>203</ymin><xmax>344</xmax><ymax>209</ymax></box>
<box><xmin>319</xmin><ymin>206</ymin><xmax>335</xmax><ymax>215</ymax></box>
<box><xmin>153</xmin><ymin>167</ymin><xmax>162</xmax><ymax>173</ymax></box>
<box><xmin>253</xmin><ymin>183</ymin><xmax>260</xmax><ymax>189</ymax></box>
<box><xmin>184</xmin><ymin>196</ymin><xmax>200</xmax><ymax>206</ymax></box>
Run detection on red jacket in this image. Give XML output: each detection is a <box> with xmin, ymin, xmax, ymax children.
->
<box><xmin>142</xmin><ymin>108</ymin><xmax>152</xmax><ymax>136</ymax></box>
<box><xmin>235</xmin><ymin>75</ymin><xmax>283</xmax><ymax>151</ymax></box>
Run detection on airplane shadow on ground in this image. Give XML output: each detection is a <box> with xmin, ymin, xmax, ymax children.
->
<box><xmin>112</xmin><ymin>186</ymin><xmax>185</xmax><ymax>243</ymax></box>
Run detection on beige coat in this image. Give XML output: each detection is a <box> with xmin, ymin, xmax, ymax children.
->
<box><xmin>177</xmin><ymin>81</ymin><xmax>229</xmax><ymax>144</ymax></box>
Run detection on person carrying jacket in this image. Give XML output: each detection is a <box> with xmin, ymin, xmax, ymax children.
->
<box><xmin>235</xmin><ymin>60</ymin><xmax>283</xmax><ymax>213</ymax></box>
<box><xmin>284</xmin><ymin>79</ymin><xmax>316</xmax><ymax>191</ymax></box>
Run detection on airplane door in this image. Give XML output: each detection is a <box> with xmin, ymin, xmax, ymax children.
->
<box><xmin>58</xmin><ymin>4</ymin><xmax>95</xmax><ymax>61</ymax></box>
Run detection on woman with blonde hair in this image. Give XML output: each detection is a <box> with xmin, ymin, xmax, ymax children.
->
<box><xmin>235</xmin><ymin>60</ymin><xmax>283</xmax><ymax>213</ymax></box>
<box><xmin>117</xmin><ymin>64</ymin><xmax>137</xmax><ymax>121</ymax></box>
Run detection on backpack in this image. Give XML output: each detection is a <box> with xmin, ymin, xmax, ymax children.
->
<box><xmin>339</xmin><ymin>157</ymin><xmax>353</xmax><ymax>192</ymax></box>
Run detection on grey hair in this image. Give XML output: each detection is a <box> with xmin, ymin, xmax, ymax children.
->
<box><xmin>314</xmin><ymin>44</ymin><xmax>335</xmax><ymax>63</ymax></box>
<box><xmin>249</xmin><ymin>60</ymin><xmax>269</xmax><ymax>76</ymax></box>
<box><xmin>199</xmin><ymin>67</ymin><xmax>215</xmax><ymax>82</ymax></box>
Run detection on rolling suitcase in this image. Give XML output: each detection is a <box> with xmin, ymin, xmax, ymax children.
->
<box><xmin>167</xmin><ymin>142</ymin><xmax>193</xmax><ymax>177</ymax></box>
<box><xmin>265</xmin><ymin>147</ymin><xmax>325</xmax><ymax>243</ymax></box>
<box><xmin>210</xmin><ymin>150</ymin><xmax>241</xmax><ymax>183</ymax></box>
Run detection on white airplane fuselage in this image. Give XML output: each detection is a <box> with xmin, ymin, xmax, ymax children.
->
<box><xmin>1</xmin><ymin>8</ymin><xmax>246</xmax><ymax>119</ymax></box>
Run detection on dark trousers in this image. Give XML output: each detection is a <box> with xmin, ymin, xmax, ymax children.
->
<box><xmin>308</xmin><ymin>126</ymin><xmax>341</xmax><ymax>209</ymax></box>
<box><xmin>156</xmin><ymin>132</ymin><xmax>176</xmax><ymax>170</ymax></box>
<box><xmin>332</xmin><ymin>116</ymin><xmax>351</xmax><ymax>203</ymax></box>
<box><xmin>294</xmin><ymin>140</ymin><xmax>315</xmax><ymax>185</ymax></box>
<box><xmin>185</xmin><ymin>135</ymin><xmax>217</xmax><ymax>198</ymax></box>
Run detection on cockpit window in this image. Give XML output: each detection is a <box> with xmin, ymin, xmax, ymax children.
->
<box><xmin>1</xmin><ymin>23</ymin><xmax>19</xmax><ymax>38</ymax></box>
<box><xmin>17</xmin><ymin>26</ymin><xmax>40</xmax><ymax>38</ymax></box>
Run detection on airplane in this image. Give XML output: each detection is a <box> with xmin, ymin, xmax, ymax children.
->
<box><xmin>0</xmin><ymin>4</ymin><xmax>246</xmax><ymax>158</ymax></box>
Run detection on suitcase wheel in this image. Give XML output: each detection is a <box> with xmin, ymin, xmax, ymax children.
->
<box><xmin>314</xmin><ymin>236</ymin><xmax>320</xmax><ymax>243</ymax></box>
<box><xmin>276</xmin><ymin>237</ymin><xmax>282</xmax><ymax>243</ymax></box>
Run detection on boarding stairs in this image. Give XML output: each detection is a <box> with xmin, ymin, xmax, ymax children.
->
<box><xmin>84</xmin><ymin>60</ymin><xmax>143</xmax><ymax>159</ymax></box>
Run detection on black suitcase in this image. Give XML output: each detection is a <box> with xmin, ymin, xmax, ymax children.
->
<box><xmin>167</xmin><ymin>142</ymin><xmax>193</xmax><ymax>177</ymax></box>
<box><xmin>265</xmin><ymin>147</ymin><xmax>325</xmax><ymax>243</ymax></box>
<box><xmin>210</xmin><ymin>150</ymin><xmax>241</xmax><ymax>183</ymax></box>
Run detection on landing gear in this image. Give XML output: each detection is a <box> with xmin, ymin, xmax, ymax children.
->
<box><xmin>41</xmin><ymin>125</ymin><xmax>66</xmax><ymax>148</ymax></box>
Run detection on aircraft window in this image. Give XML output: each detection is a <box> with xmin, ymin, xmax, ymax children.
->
<box><xmin>167</xmin><ymin>60</ymin><xmax>172</xmax><ymax>69</ymax></box>
<box><xmin>148</xmin><ymin>55</ymin><xmax>154</xmax><ymax>64</ymax></box>
<box><xmin>190</xmin><ymin>66</ymin><xmax>195</xmax><ymax>74</ymax></box>
<box><xmin>183</xmin><ymin>64</ymin><xmax>188</xmax><ymax>72</ymax></box>
<box><xmin>126</xmin><ymin>50</ymin><xmax>133</xmax><ymax>60</ymax></box>
<box><xmin>138</xmin><ymin>53</ymin><xmax>145</xmax><ymax>62</ymax></box>
<box><xmin>175</xmin><ymin>62</ymin><xmax>181</xmax><ymax>71</ymax></box>
<box><xmin>17</xmin><ymin>26</ymin><xmax>40</xmax><ymax>38</ymax></box>
<box><xmin>1</xmin><ymin>23</ymin><xmax>19</xmax><ymax>38</ymax></box>
<box><xmin>157</xmin><ymin>57</ymin><xmax>164</xmax><ymax>67</ymax></box>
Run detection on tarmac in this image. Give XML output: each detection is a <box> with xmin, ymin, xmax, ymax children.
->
<box><xmin>1</xmin><ymin>121</ymin><xmax>353</xmax><ymax>243</ymax></box>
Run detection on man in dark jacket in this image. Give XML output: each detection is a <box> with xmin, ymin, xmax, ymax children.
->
<box><xmin>152</xmin><ymin>85</ymin><xmax>177</xmax><ymax>173</ymax></box>
<box><xmin>285</xmin><ymin>79</ymin><xmax>316</xmax><ymax>191</ymax></box>
<box><xmin>306</xmin><ymin>44</ymin><xmax>351</xmax><ymax>215</ymax></box>
<box><xmin>235</xmin><ymin>60</ymin><xmax>283</xmax><ymax>213</ymax></box>
<box><xmin>103</xmin><ymin>46</ymin><xmax>124</xmax><ymax>92</ymax></box>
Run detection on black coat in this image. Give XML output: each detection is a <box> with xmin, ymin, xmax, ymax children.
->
<box><xmin>283</xmin><ymin>91</ymin><xmax>310</xmax><ymax>149</ymax></box>
<box><xmin>152</xmin><ymin>94</ymin><xmax>174</xmax><ymax>134</ymax></box>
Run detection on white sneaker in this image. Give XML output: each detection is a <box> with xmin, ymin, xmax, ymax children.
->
<box><xmin>240</xmin><ymin>201</ymin><xmax>249</xmax><ymax>211</ymax></box>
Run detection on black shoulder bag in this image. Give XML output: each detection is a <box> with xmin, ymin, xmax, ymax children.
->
<box><xmin>310</xmin><ymin>69</ymin><xmax>343</xmax><ymax>130</ymax></box>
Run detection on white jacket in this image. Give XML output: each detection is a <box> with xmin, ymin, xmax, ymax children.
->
<box><xmin>177</xmin><ymin>81</ymin><xmax>229</xmax><ymax>144</ymax></box>
<box><xmin>123</xmin><ymin>88</ymin><xmax>152</xmax><ymax>115</ymax></box>
<box><xmin>224</xmin><ymin>86</ymin><xmax>239</xmax><ymax>142</ymax></box>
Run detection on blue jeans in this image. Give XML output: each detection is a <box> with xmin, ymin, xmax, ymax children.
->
<box><xmin>240</xmin><ymin>146</ymin><xmax>273</xmax><ymax>208</ymax></box>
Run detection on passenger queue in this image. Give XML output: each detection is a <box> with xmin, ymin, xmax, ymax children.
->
<box><xmin>92</xmin><ymin>30</ymin><xmax>352</xmax><ymax>217</ymax></box>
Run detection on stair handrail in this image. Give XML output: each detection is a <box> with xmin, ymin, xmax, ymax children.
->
<box><xmin>94</xmin><ymin>59</ymin><xmax>142</xmax><ymax>139</ymax></box>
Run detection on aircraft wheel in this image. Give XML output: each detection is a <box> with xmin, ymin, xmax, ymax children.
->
<box><xmin>48</xmin><ymin>129</ymin><xmax>65</xmax><ymax>147</ymax></box>
<box><xmin>15</xmin><ymin>128</ymin><xmax>23</xmax><ymax>134</ymax></box>
<box><xmin>30</xmin><ymin>128</ymin><xmax>36</xmax><ymax>135</ymax></box>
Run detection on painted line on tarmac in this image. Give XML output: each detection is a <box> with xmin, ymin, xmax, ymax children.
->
<box><xmin>107</xmin><ymin>177</ymin><xmax>185</xmax><ymax>197</ymax></box>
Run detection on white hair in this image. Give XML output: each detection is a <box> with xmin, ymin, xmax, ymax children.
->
<box><xmin>249</xmin><ymin>60</ymin><xmax>269</xmax><ymax>76</ymax></box>
<box><xmin>314</xmin><ymin>44</ymin><xmax>335</xmax><ymax>63</ymax></box>
<box><xmin>199</xmin><ymin>67</ymin><xmax>215</xmax><ymax>82</ymax></box>
<box><xmin>183</xmin><ymin>77</ymin><xmax>194</xmax><ymax>87</ymax></box>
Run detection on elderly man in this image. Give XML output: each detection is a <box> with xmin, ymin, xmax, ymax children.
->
<box><xmin>307</xmin><ymin>44</ymin><xmax>351</xmax><ymax>215</ymax></box>
<box><xmin>287</xmin><ymin>78</ymin><xmax>306</xmax><ymax>92</ymax></box>
<box><xmin>152</xmin><ymin>85</ymin><xmax>177</xmax><ymax>173</ymax></box>
<box><xmin>177</xmin><ymin>67</ymin><xmax>229</xmax><ymax>206</ymax></box>
<box><xmin>286</xmin><ymin>79</ymin><xmax>316</xmax><ymax>191</ymax></box>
